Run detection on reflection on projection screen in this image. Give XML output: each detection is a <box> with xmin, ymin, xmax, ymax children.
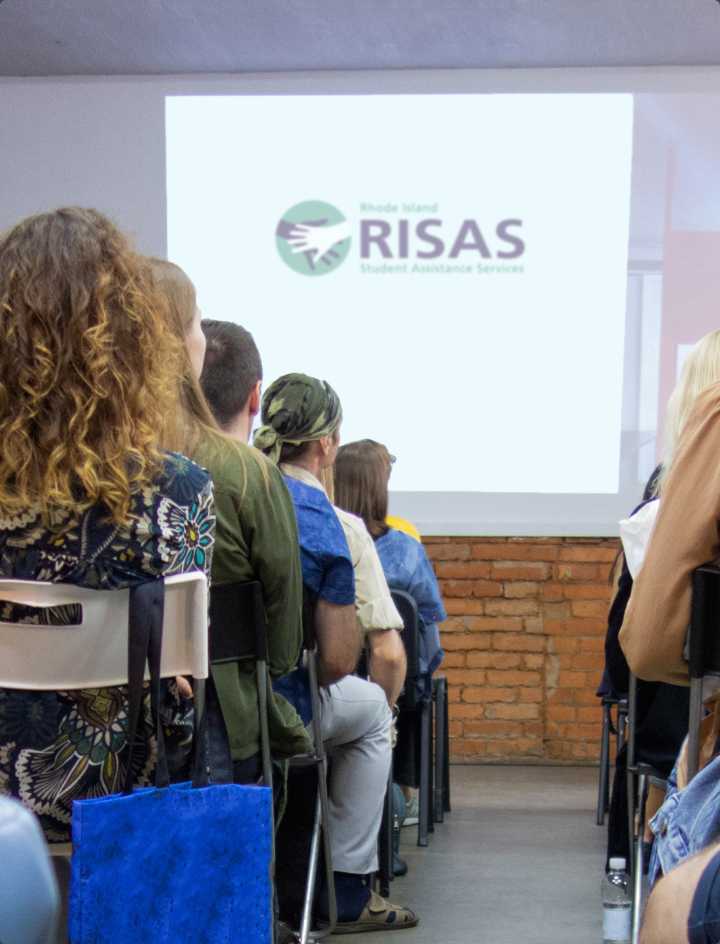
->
<box><xmin>166</xmin><ymin>93</ymin><xmax>634</xmax><ymax>532</ymax></box>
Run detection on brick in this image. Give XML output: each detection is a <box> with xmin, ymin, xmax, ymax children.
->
<box><xmin>577</xmin><ymin>706</ymin><xmax>603</xmax><ymax>724</ymax></box>
<box><xmin>471</xmin><ymin>580</ymin><xmax>504</xmax><ymax>598</ymax></box>
<box><xmin>572</xmin><ymin>653</ymin><xmax>604</xmax><ymax>671</ymax></box>
<box><xmin>523</xmin><ymin>654</ymin><xmax>545</xmax><ymax>669</ymax></box>
<box><xmin>559</xmin><ymin>545</ymin><xmax>619</xmax><ymax>563</ymax></box>
<box><xmin>563</xmin><ymin>584</ymin><xmax>614</xmax><ymax>601</ymax></box>
<box><xmin>426</xmin><ymin>543</ymin><xmax>471</xmax><ymax>561</ymax></box>
<box><xmin>465</xmin><ymin>616</ymin><xmax>524</xmax><ymax>632</ymax></box>
<box><xmin>464</xmin><ymin>720</ymin><xmax>524</xmax><ymax>738</ymax></box>
<box><xmin>518</xmin><ymin>687</ymin><xmax>544</xmax><ymax>704</ymax></box>
<box><xmin>547</xmin><ymin>705</ymin><xmax>576</xmax><ymax>722</ymax></box>
<box><xmin>471</xmin><ymin>543</ymin><xmax>560</xmax><ymax>561</ymax></box>
<box><xmin>484</xmin><ymin>599</ymin><xmax>539</xmax><ymax>617</ymax></box>
<box><xmin>548</xmin><ymin>637</ymin><xmax>579</xmax><ymax>653</ymax></box>
<box><xmin>558</xmin><ymin>670</ymin><xmax>592</xmax><ymax>688</ymax></box>
<box><xmin>493</xmin><ymin>633</ymin><xmax>545</xmax><ymax>653</ymax></box>
<box><xmin>449</xmin><ymin>704</ymin><xmax>486</xmax><ymax>720</ymax></box>
<box><xmin>484</xmin><ymin>738</ymin><xmax>543</xmax><ymax>757</ymax></box>
<box><xmin>554</xmin><ymin>563</ymin><xmax>601</xmax><ymax>582</ymax></box>
<box><xmin>485</xmin><ymin>653</ymin><xmax>523</xmax><ymax>669</ymax></box>
<box><xmin>504</xmin><ymin>581</ymin><xmax>539</xmax><ymax>599</ymax></box>
<box><xmin>486</xmin><ymin>669</ymin><xmax>542</xmax><ymax>686</ymax></box>
<box><xmin>486</xmin><ymin>703</ymin><xmax>541</xmax><ymax>720</ymax></box>
<box><xmin>445</xmin><ymin>599</ymin><xmax>485</xmax><ymax>616</ymax></box>
<box><xmin>544</xmin><ymin>618</ymin><xmax>607</xmax><ymax>636</ymax></box>
<box><xmin>541</xmin><ymin>582</ymin><xmax>565</xmax><ymax>601</ymax></box>
<box><xmin>439</xmin><ymin>617</ymin><xmax>465</xmax><ymax>633</ymax></box>
<box><xmin>544</xmin><ymin>602</ymin><xmax>572</xmax><ymax>619</ymax></box>
<box><xmin>435</xmin><ymin>561</ymin><xmax>491</xmax><ymax>579</ymax></box>
<box><xmin>442</xmin><ymin>652</ymin><xmax>467</xmax><ymax>668</ymax></box>
<box><xmin>462</xmin><ymin>686</ymin><xmax>516</xmax><ymax>703</ymax></box>
<box><xmin>441</xmin><ymin>579</ymin><xmax>474</xmax><ymax>598</ymax></box>
<box><xmin>491</xmin><ymin>561</ymin><xmax>551</xmax><ymax>581</ymax></box>
<box><xmin>449</xmin><ymin>720</ymin><xmax>464</xmax><ymax>738</ymax></box>
<box><xmin>464</xmin><ymin>652</ymin><xmax>493</xmax><ymax>669</ymax></box>
<box><xmin>579</xmin><ymin>637</ymin><xmax>605</xmax><ymax>652</ymax></box>
<box><xmin>441</xmin><ymin>633</ymin><xmax>491</xmax><ymax>652</ymax></box>
<box><xmin>523</xmin><ymin>617</ymin><xmax>544</xmax><ymax>634</ymax></box>
<box><xmin>444</xmin><ymin>668</ymin><xmax>486</xmax><ymax>687</ymax></box>
<box><xmin>571</xmin><ymin>600</ymin><xmax>609</xmax><ymax>619</ymax></box>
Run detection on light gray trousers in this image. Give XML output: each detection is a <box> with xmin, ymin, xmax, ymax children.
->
<box><xmin>318</xmin><ymin>675</ymin><xmax>392</xmax><ymax>875</ymax></box>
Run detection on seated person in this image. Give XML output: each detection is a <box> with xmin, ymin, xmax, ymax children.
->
<box><xmin>0</xmin><ymin>209</ymin><xmax>214</xmax><ymax>841</ymax></box>
<box><xmin>254</xmin><ymin>373</ymin><xmax>418</xmax><ymax>933</ymax></box>
<box><xmin>603</xmin><ymin>336</ymin><xmax>720</xmax><ymax>866</ymax></box>
<box><xmin>641</xmin><ymin>838</ymin><xmax>720</xmax><ymax>943</ymax></box>
<box><xmin>334</xmin><ymin>439</ymin><xmax>446</xmax><ymax>696</ymax></box>
<box><xmin>147</xmin><ymin>266</ymin><xmax>311</xmax><ymax>776</ymax></box>
<box><xmin>620</xmin><ymin>365</ymin><xmax>720</xmax><ymax>682</ymax></box>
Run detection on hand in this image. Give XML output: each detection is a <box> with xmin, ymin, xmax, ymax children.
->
<box><xmin>175</xmin><ymin>676</ymin><xmax>193</xmax><ymax>699</ymax></box>
<box><xmin>287</xmin><ymin>220</ymin><xmax>351</xmax><ymax>259</ymax></box>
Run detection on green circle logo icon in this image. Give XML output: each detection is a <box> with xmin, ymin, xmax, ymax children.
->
<box><xmin>276</xmin><ymin>200</ymin><xmax>351</xmax><ymax>276</ymax></box>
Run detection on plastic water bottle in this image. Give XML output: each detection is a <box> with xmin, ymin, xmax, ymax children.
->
<box><xmin>602</xmin><ymin>857</ymin><xmax>631</xmax><ymax>944</ymax></box>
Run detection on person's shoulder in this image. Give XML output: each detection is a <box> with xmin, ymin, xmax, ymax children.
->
<box><xmin>385</xmin><ymin>514</ymin><xmax>421</xmax><ymax>542</ymax></box>
<box><xmin>195</xmin><ymin>435</ymin><xmax>276</xmax><ymax>494</ymax></box>
<box><xmin>159</xmin><ymin>451</ymin><xmax>212</xmax><ymax>499</ymax></box>
<box><xmin>334</xmin><ymin>506</ymin><xmax>370</xmax><ymax>541</ymax></box>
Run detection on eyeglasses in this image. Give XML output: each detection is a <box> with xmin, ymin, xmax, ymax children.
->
<box><xmin>388</xmin><ymin>454</ymin><xmax>397</xmax><ymax>466</ymax></box>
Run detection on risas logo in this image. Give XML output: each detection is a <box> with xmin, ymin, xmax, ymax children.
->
<box><xmin>276</xmin><ymin>200</ymin><xmax>526</xmax><ymax>276</ymax></box>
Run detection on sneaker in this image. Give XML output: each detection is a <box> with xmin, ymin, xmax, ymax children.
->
<box><xmin>401</xmin><ymin>794</ymin><xmax>419</xmax><ymax>827</ymax></box>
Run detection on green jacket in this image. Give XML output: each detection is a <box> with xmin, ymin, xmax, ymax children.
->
<box><xmin>193</xmin><ymin>434</ymin><xmax>311</xmax><ymax>760</ymax></box>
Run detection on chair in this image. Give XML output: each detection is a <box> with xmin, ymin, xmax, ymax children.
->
<box><xmin>596</xmin><ymin>695</ymin><xmax>628</xmax><ymax>826</ymax></box>
<box><xmin>433</xmin><ymin>675</ymin><xmax>451</xmax><ymax>823</ymax></box>
<box><xmin>282</xmin><ymin>597</ymin><xmax>337</xmax><ymax>944</ymax></box>
<box><xmin>0</xmin><ymin>572</ymin><xmax>209</xmax><ymax>861</ymax></box>
<box><xmin>209</xmin><ymin>581</ymin><xmax>273</xmax><ymax>789</ymax></box>
<box><xmin>391</xmin><ymin>589</ymin><xmax>433</xmax><ymax>847</ymax></box>
<box><xmin>0</xmin><ymin>796</ymin><xmax>60</xmax><ymax>944</ymax></box>
<box><xmin>687</xmin><ymin>563</ymin><xmax>720</xmax><ymax>780</ymax></box>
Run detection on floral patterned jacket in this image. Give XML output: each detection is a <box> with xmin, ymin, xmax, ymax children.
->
<box><xmin>0</xmin><ymin>452</ymin><xmax>214</xmax><ymax>841</ymax></box>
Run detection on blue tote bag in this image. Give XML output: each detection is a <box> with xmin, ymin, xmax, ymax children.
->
<box><xmin>69</xmin><ymin>580</ymin><xmax>273</xmax><ymax>944</ymax></box>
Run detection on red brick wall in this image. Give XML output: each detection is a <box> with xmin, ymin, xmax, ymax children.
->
<box><xmin>424</xmin><ymin>536</ymin><xmax>619</xmax><ymax>764</ymax></box>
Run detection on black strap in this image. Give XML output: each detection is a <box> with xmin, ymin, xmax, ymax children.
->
<box><xmin>124</xmin><ymin>579</ymin><xmax>169</xmax><ymax>795</ymax></box>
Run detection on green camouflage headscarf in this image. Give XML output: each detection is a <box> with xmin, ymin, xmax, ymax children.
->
<box><xmin>253</xmin><ymin>373</ymin><xmax>343</xmax><ymax>464</ymax></box>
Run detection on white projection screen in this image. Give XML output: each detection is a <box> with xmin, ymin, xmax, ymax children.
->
<box><xmin>163</xmin><ymin>84</ymin><xmax>720</xmax><ymax>536</ymax></box>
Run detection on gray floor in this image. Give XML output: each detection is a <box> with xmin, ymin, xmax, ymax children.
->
<box><xmin>363</xmin><ymin>766</ymin><xmax>605</xmax><ymax>944</ymax></box>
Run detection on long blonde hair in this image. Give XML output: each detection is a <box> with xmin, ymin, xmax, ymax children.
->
<box><xmin>659</xmin><ymin>329</ymin><xmax>720</xmax><ymax>493</ymax></box>
<box><xmin>0</xmin><ymin>208</ymin><xmax>184</xmax><ymax>524</ymax></box>
<box><xmin>147</xmin><ymin>258</ymin><xmax>268</xmax><ymax>489</ymax></box>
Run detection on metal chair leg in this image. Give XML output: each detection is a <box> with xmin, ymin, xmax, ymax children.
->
<box><xmin>442</xmin><ymin>680</ymin><xmax>451</xmax><ymax>814</ymax></box>
<box><xmin>418</xmin><ymin>703</ymin><xmax>430</xmax><ymax>848</ymax></box>
<box><xmin>299</xmin><ymin>792</ymin><xmax>323</xmax><ymax>944</ymax></box>
<box><xmin>597</xmin><ymin>701</ymin><xmax>611</xmax><ymax>826</ymax></box>
<box><xmin>434</xmin><ymin>678</ymin><xmax>447</xmax><ymax>824</ymax></box>
<box><xmin>428</xmin><ymin>692</ymin><xmax>435</xmax><ymax>835</ymax></box>
<box><xmin>631</xmin><ymin>770</ymin><xmax>648</xmax><ymax>944</ymax></box>
<box><xmin>377</xmin><ymin>772</ymin><xmax>393</xmax><ymax>898</ymax></box>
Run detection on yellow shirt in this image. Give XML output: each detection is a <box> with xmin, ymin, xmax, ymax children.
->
<box><xmin>386</xmin><ymin>515</ymin><xmax>421</xmax><ymax>543</ymax></box>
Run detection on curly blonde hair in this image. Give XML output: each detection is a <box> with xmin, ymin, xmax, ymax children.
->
<box><xmin>0</xmin><ymin>207</ymin><xmax>185</xmax><ymax>524</ymax></box>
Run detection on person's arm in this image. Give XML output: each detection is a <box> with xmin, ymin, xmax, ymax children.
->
<box><xmin>314</xmin><ymin>598</ymin><xmax>362</xmax><ymax>685</ymax></box>
<box><xmin>341</xmin><ymin>515</ymin><xmax>406</xmax><ymax>703</ymax></box>
<box><xmin>620</xmin><ymin>388</ymin><xmax>720</xmax><ymax>684</ymax></box>
<box><xmin>243</xmin><ymin>463</ymin><xmax>304</xmax><ymax>677</ymax></box>
<box><xmin>641</xmin><ymin>841</ymin><xmax>720</xmax><ymax>944</ymax></box>
<box><xmin>367</xmin><ymin>628</ymin><xmax>407</xmax><ymax>705</ymax></box>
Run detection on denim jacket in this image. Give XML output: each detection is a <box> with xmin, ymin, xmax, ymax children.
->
<box><xmin>649</xmin><ymin>754</ymin><xmax>720</xmax><ymax>885</ymax></box>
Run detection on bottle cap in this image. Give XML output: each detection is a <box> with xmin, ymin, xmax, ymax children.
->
<box><xmin>609</xmin><ymin>857</ymin><xmax>626</xmax><ymax>871</ymax></box>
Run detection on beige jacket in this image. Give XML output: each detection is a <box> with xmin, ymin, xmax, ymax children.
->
<box><xmin>620</xmin><ymin>385</ymin><xmax>720</xmax><ymax>685</ymax></box>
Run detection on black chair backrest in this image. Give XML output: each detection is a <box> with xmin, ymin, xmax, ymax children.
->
<box><xmin>391</xmin><ymin>589</ymin><xmax>421</xmax><ymax>709</ymax></box>
<box><xmin>209</xmin><ymin>581</ymin><xmax>268</xmax><ymax>664</ymax></box>
<box><xmin>690</xmin><ymin>564</ymin><xmax>720</xmax><ymax>680</ymax></box>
